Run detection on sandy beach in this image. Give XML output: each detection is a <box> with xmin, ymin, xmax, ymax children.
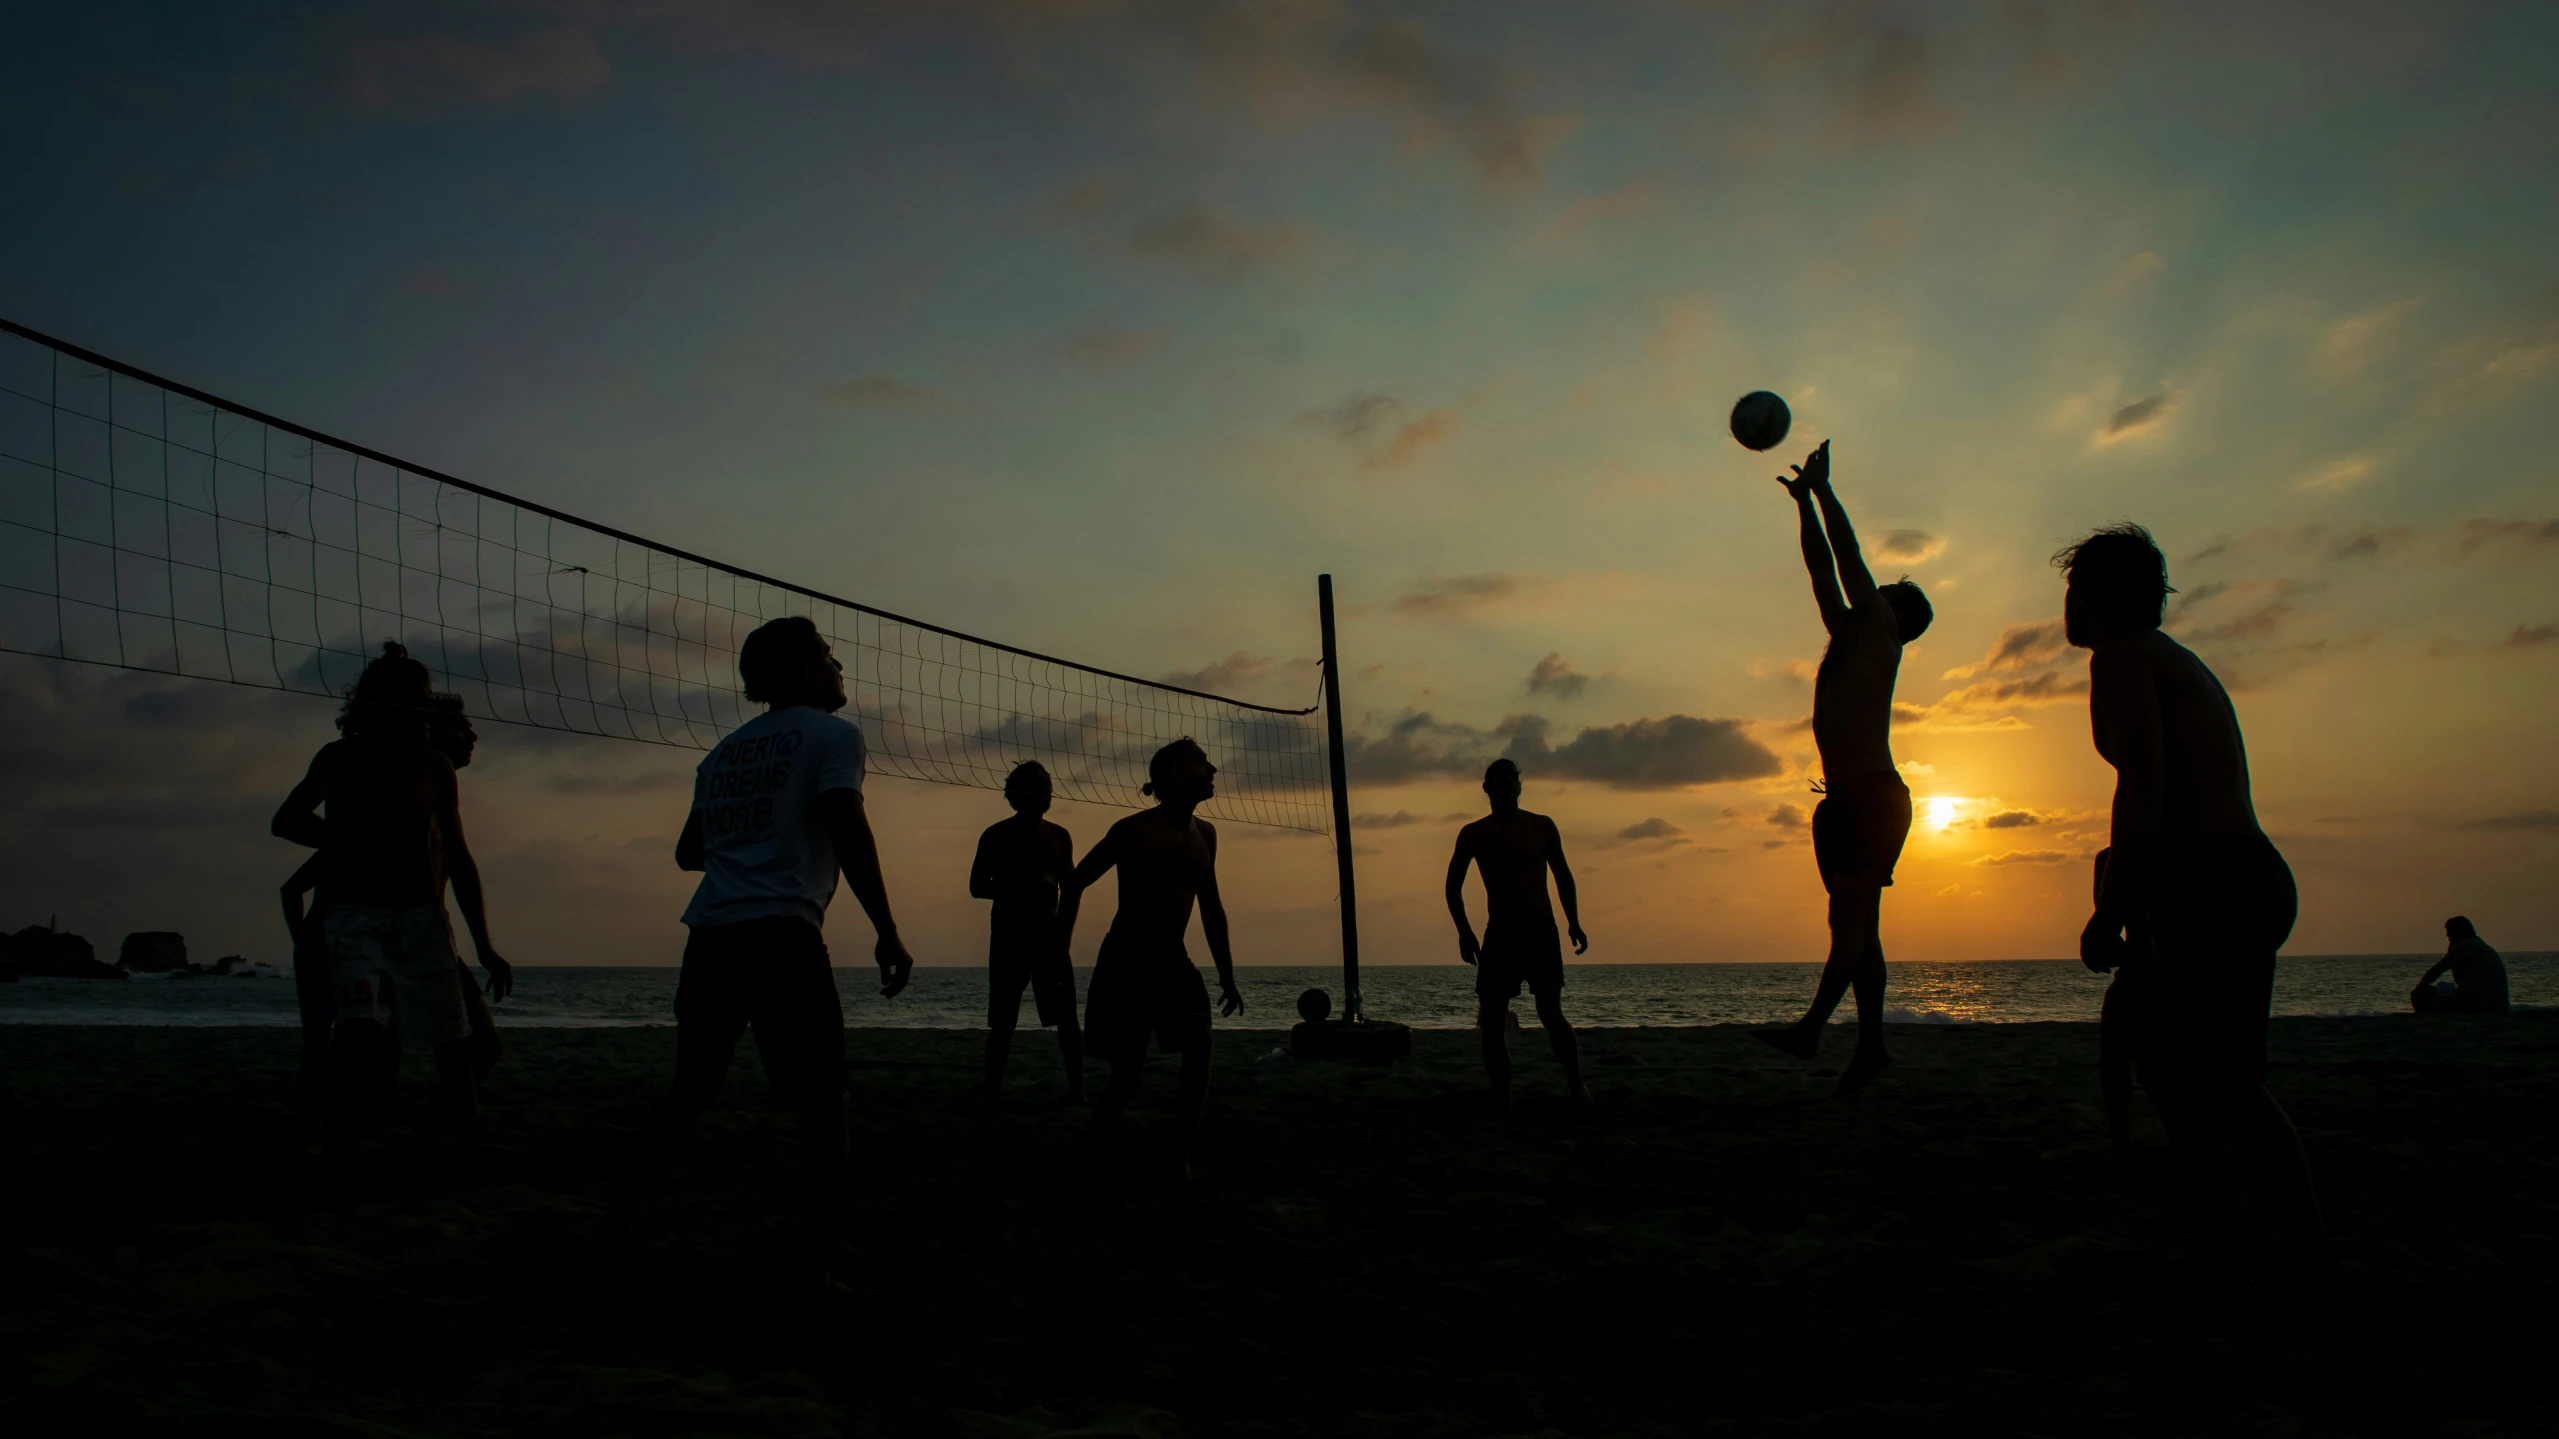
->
<box><xmin>3</xmin><ymin>1014</ymin><xmax>2552</xmax><ymax>1438</ymax></box>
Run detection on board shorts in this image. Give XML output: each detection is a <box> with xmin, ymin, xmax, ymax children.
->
<box><xmin>293</xmin><ymin>910</ymin><xmax>334</xmax><ymax>1040</ymax></box>
<box><xmin>674</xmin><ymin>915</ymin><xmax>845</xmax><ymax>1108</ymax></box>
<box><xmin>989</xmin><ymin>921</ymin><xmax>1077</xmax><ymax>1030</ymax></box>
<box><xmin>2139</xmin><ymin>832</ymin><xmax>2296</xmax><ymax>1100</ymax></box>
<box><xmin>327</xmin><ymin>903</ymin><xmax>471</xmax><ymax>1052</ymax></box>
<box><xmin>1813</xmin><ymin>770</ymin><xmax>1913</xmax><ymax>893</ymax></box>
<box><xmin>1477</xmin><ymin>922</ymin><xmax>1565</xmax><ymax>1003</ymax></box>
<box><xmin>2413</xmin><ymin>982</ymin><xmax>2502</xmax><ymax>1016</ymax></box>
<box><xmin>1082</xmin><ymin>931</ymin><xmax>1210</xmax><ymax>1062</ymax></box>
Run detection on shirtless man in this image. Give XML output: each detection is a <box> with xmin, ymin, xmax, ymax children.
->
<box><xmin>1057</xmin><ymin>738</ymin><xmax>1243</xmax><ymax>1175</ymax></box>
<box><xmin>2059</xmin><ymin>523</ymin><xmax>2323</xmax><ymax>1256</ymax></box>
<box><xmin>1445</xmin><ymin>758</ymin><xmax>1589</xmax><ymax>1108</ymax></box>
<box><xmin>2411</xmin><ymin>917</ymin><xmax>2509</xmax><ymax>1015</ymax></box>
<box><xmin>281</xmin><ymin>694</ymin><xmax>503</xmax><ymax>1136</ymax></box>
<box><xmin>971</xmin><ymin>761</ymin><xmax>1084</xmax><ymax>1103</ymax></box>
<box><xmin>610</xmin><ymin>616</ymin><xmax>914</xmax><ymax>1290</ymax></box>
<box><xmin>1753</xmin><ymin>441</ymin><xmax>1933</xmax><ymax>1094</ymax></box>
<box><xmin>271</xmin><ymin>644</ymin><xmax>511</xmax><ymax>1163</ymax></box>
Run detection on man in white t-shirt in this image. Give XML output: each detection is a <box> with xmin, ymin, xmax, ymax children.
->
<box><xmin>609</xmin><ymin>615</ymin><xmax>914</xmax><ymax>1289</ymax></box>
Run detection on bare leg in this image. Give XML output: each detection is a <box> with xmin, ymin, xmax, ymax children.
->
<box><xmin>429</xmin><ymin>1037</ymin><xmax>479</xmax><ymax>1171</ymax></box>
<box><xmin>1056</xmin><ymin>1016</ymin><xmax>1086</xmax><ymax>1104</ymax></box>
<box><xmin>325</xmin><ymin>1019</ymin><xmax>397</xmax><ymax>1159</ymax></box>
<box><xmin>983</xmin><ymin>1016</ymin><xmax>1016</xmax><ymax>1101</ymax></box>
<box><xmin>1532</xmin><ymin>992</ymin><xmax>1588</xmax><ymax>1103</ymax></box>
<box><xmin>1754</xmin><ymin>887</ymin><xmax>1882</xmax><ymax>1061</ymax></box>
<box><xmin>2098</xmin><ymin>966</ymin><xmax>2141</xmax><ymax>1144</ymax></box>
<box><xmin>606</xmin><ymin>1017</ymin><xmax>741</xmax><ymax>1232</ymax></box>
<box><xmin>1170</xmin><ymin>1036</ymin><xmax>1212</xmax><ymax>1177</ymax></box>
<box><xmin>1477</xmin><ymin>999</ymin><xmax>1514</xmax><ymax>1110</ymax></box>
<box><xmin>2244</xmin><ymin>1088</ymin><xmax>2328</xmax><ymax>1263</ymax></box>
<box><xmin>1838</xmin><ymin>922</ymin><xmax>1890</xmax><ymax>1094</ymax></box>
<box><xmin>1091</xmin><ymin>1055</ymin><xmax>1142</xmax><ymax>1140</ymax></box>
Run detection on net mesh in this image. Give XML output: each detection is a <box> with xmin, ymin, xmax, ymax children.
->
<box><xmin>0</xmin><ymin>320</ymin><xmax>1330</xmax><ymax>832</ymax></box>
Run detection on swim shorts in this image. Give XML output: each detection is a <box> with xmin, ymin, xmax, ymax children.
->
<box><xmin>989</xmin><ymin>922</ymin><xmax>1077</xmax><ymax>1030</ymax></box>
<box><xmin>328</xmin><ymin>903</ymin><xmax>470</xmax><ymax>1052</ymax></box>
<box><xmin>1082</xmin><ymin>931</ymin><xmax>1210</xmax><ymax>1061</ymax></box>
<box><xmin>2140</xmin><ymin>832</ymin><xmax>2296</xmax><ymax>1099</ymax></box>
<box><xmin>1477</xmin><ymin>922</ymin><xmax>1565</xmax><ymax>1002</ymax></box>
<box><xmin>673</xmin><ymin>915</ymin><xmax>846</xmax><ymax>1108</ymax></box>
<box><xmin>1812</xmin><ymin>770</ymin><xmax>1913</xmax><ymax>893</ymax></box>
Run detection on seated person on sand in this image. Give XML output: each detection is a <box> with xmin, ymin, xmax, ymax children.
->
<box><xmin>1445</xmin><ymin>757</ymin><xmax>1589</xmax><ymax>1109</ymax></box>
<box><xmin>271</xmin><ymin>644</ymin><xmax>512</xmax><ymax>1166</ymax></box>
<box><xmin>1751</xmin><ymin>441</ymin><xmax>1932</xmax><ymax>1095</ymax></box>
<box><xmin>2412</xmin><ymin>917</ymin><xmax>2509</xmax><ymax>1015</ymax></box>
<box><xmin>279</xmin><ymin>693</ymin><xmax>504</xmax><ymax>1137</ymax></box>
<box><xmin>1055</xmin><ymin>738</ymin><xmax>1244</xmax><ymax>1178</ymax></box>
<box><xmin>971</xmin><ymin>761</ymin><xmax>1084</xmax><ymax>1104</ymax></box>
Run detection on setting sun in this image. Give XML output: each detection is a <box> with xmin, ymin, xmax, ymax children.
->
<box><xmin>1925</xmin><ymin>796</ymin><xmax>1962</xmax><ymax>832</ymax></box>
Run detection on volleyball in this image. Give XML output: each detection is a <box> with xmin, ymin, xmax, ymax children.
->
<box><xmin>1729</xmin><ymin>390</ymin><xmax>1792</xmax><ymax>452</ymax></box>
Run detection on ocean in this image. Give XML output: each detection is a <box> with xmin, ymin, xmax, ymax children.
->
<box><xmin>3</xmin><ymin>955</ymin><xmax>2548</xmax><ymax>1029</ymax></box>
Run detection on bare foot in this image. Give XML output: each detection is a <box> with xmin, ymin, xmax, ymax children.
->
<box><xmin>1752</xmin><ymin>1025</ymin><xmax>1819</xmax><ymax>1061</ymax></box>
<box><xmin>1835</xmin><ymin>1047</ymin><xmax>1891</xmax><ymax>1096</ymax></box>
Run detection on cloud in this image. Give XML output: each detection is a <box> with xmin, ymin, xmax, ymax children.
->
<box><xmin>1392</xmin><ymin>573</ymin><xmax>1533</xmax><ymax>617</ymax></box>
<box><xmin>1351</xmin><ymin>810</ymin><xmax>1432</xmax><ymax>830</ymax></box>
<box><xmin>1060</xmin><ymin>322</ymin><xmax>1165</xmax><ymax>368</ymax></box>
<box><xmin>1510</xmin><ymin>713</ymin><xmax>1783</xmax><ymax>790</ymax></box>
<box><xmin>1616</xmin><ymin>817</ymin><xmax>1683</xmax><ymax>841</ymax></box>
<box><xmin>1872</xmin><ymin>529</ymin><xmax>1946</xmax><ymax>565</ymax></box>
<box><xmin>2295</xmin><ymin>452</ymin><xmax>2384</xmax><ymax>495</ymax></box>
<box><xmin>347</xmin><ymin>26</ymin><xmax>610</xmax><ymax>112</ymax></box>
<box><xmin>1529</xmin><ymin>180</ymin><xmax>1662</xmax><ymax>256</ymax></box>
<box><xmin>1909</xmin><ymin>619</ymin><xmax>2086</xmax><ymax>729</ymax></box>
<box><xmin>2184</xmin><ymin>524</ymin><xmax>2413</xmax><ymax>564</ymax></box>
<box><xmin>546</xmin><ymin>769</ymin><xmax>688</xmax><ymax>795</ymax></box>
<box><xmin>1764</xmin><ymin>18</ymin><xmax>1955</xmax><ymax>149</ymax></box>
<box><xmin>1346</xmin><ymin>707</ymin><xmax>1780</xmax><ymax>790</ymax></box>
<box><xmin>2099</xmin><ymin>251</ymin><xmax>2164</xmax><ymax>298</ymax></box>
<box><xmin>2315</xmin><ymin>297</ymin><xmax>2423</xmax><ymax>376</ymax></box>
<box><xmin>2183</xmin><ymin>601</ymin><xmax>2299</xmax><ymax>645</ymax></box>
<box><xmin>1978</xmin><ymin>809</ymin><xmax>2044</xmax><ymax>830</ymax></box>
<box><xmin>1970</xmin><ymin>849</ymin><xmax>2072</xmax><ymax>866</ymax></box>
<box><xmin>2095</xmin><ymin>391</ymin><xmax>2174</xmax><ymax>444</ymax></box>
<box><xmin>1524</xmin><ymin>653</ymin><xmax>1588</xmax><ymax>699</ymax></box>
<box><xmin>818</xmin><ymin>373</ymin><xmax>937</xmax><ymax>408</ymax></box>
<box><xmin>2461</xmin><ymin>810</ymin><xmax>2559</xmax><ymax>830</ymax></box>
<box><xmin>1765</xmin><ymin>803</ymin><xmax>1807</xmax><ymax>830</ymax></box>
<box><xmin>1158</xmin><ymin>652</ymin><xmax>1320</xmax><ymax>700</ymax></box>
<box><xmin>2504</xmin><ymin>624</ymin><xmax>2559</xmax><ymax>649</ymax></box>
<box><xmin>1941</xmin><ymin>620</ymin><xmax>2067</xmax><ymax>680</ymax></box>
<box><xmin>1121</xmin><ymin>203</ymin><xmax>1309</xmax><ymax>284</ymax></box>
<box><xmin>1303</xmin><ymin>392</ymin><xmax>1400</xmax><ymax>442</ymax></box>
<box><xmin>2455</xmin><ymin>518</ymin><xmax>2559</xmax><ymax>554</ymax></box>
<box><xmin>1362</xmin><ymin>410</ymin><xmax>1463</xmax><ymax>472</ymax></box>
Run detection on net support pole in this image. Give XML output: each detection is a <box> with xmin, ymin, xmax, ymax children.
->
<box><xmin>1319</xmin><ymin>573</ymin><xmax>1363</xmax><ymax>1021</ymax></box>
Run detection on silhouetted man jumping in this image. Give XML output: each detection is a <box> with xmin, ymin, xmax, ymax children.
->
<box><xmin>1058</xmin><ymin>738</ymin><xmax>1243</xmax><ymax>1178</ymax></box>
<box><xmin>272</xmin><ymin>644</ymin><xmax>511</xmax><ymax>1165</ymax></box>
<box><xmin>1753</xmin><ymin>441</ymin><xmax>1932</xmax><ymax>1094</ymax></box>
<box><xmin>609</xmin><ymin>616</ymin><xmax>914</xmax><ymax>1291</ymax></box>
<box><xmin>2061</xmin><ymin>523</ymin><xmax>2323</xmax><ymax>1261</ymax></box>
<box><xmin>1446</xmin><ymin>757</ymin><xmax>1589</xmax><ymax>1108</ymax></box>
<box><xmin>971</xmin><ymin>761</ymin><xmax>1084</xmax><ymax>1103</ymax></box>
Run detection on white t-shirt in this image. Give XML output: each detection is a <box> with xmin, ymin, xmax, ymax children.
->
<box><xmin>679</xmin><ymin>706</ymin><xmax>868</xmax><ymax>929</ymax></box>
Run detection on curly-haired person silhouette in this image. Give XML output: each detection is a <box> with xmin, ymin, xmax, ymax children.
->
<box><xmin>971</xmin><ymin>761</ymin><xmax>1084</xmax><ymax>1103</ymax></box>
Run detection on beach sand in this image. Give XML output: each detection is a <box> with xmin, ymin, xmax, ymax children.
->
<box><xmin>3</xmin><ymin>1014</ymin><xmax>2552</xmax><ymax>1438</ymax></box>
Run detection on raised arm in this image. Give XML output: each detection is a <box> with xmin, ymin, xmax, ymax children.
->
<box><xmin>1804</xmin><ymin>444</ymin><xmax>1879</xmax><ymax>608</ymax></box>
<box><xmin>1777</xmin><ymin>444</ymin><xmax>1848</xmax><ymax>634</ymax></box>
<box><xmin>1444</xmin><ymin>829</ymin><xmax>1482</xmax><ymax>965</ymax></box>
<box><xmin>821</xmin><ymin>788</ymin><xmax>912</xmax><ymax>996</ymax></box>
<box><xmin>437</xmin><ymin>767</ymin><xmax>512</xmax><ymax>1001</ymax></box>
<box><xmin>1197</xmin><ymin>823</ymin><xmax>1242</xmax><ymax>1017</ymax></box>
<box><xmin>1544</xmin><ymin>817</ymin><xmax>1588</xmax><ymax>954</ymax></box>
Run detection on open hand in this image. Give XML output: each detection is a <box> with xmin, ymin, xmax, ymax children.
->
<box><xmin>1219</xmin><ymin>980</ymin><xmax>1246</xmax><ymax>1018</ymax></box>
<box><xmin>480</xmin><ymin>952</ymin><xmax>515</xmax><ymax>1002</ymax></box>
<box><xmin>1776</xmin><ymin>440</ymin><xmax>1831</xmax><ymax>500</ymax></box>
<box><xmin>1568</xmin><ymin>923</ymin><xmax>1589</xmax><ymax>955</ymax></box>
<box><xmin>876</xmin><ymin>933</ymin><xmax>915</xmax><ymax>998</ymax></box>
<box><xmin>1457</xmin><ymin>931</ymin><xmax>1482</xmax><ymax>967</ymax></box>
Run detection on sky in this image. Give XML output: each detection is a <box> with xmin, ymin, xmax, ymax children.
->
<box><xmin>3</xmin><ymin>0</ymin><xmax>2555</xmax><ymax>973</ymax></box>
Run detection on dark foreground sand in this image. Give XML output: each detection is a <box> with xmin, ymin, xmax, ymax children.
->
<box><xmin>3</xmin><ymin>1015</ymin><xmax>2554</xmax><ymax>1439</ymax></box>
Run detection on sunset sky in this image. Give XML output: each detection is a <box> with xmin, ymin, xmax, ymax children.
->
<box><xmin>4</xmin><ymin>1</ymin><xmax>2554</xmax><ymax>973</ymax></box>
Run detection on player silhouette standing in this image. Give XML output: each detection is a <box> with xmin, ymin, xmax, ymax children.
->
<box><xmin>1446</xmin><ymin>758</ymin><xmax>1589</xmax><ymax>1109</ymax></box>
<box><xmin>1057</xmin><ymin>738</ymin><xmax>1243</xmax><ymax>1178</ymax></box>
<box><xmin>971</xmin><ymin>761</ymin><xmax>1084</xmax><ymax>1103</ymax></box>
<box><xmin>1752</xmin><ymin>441</ymin><xmax>1933</xmax><ymax>1094</ymax></box>
<box><xmin>608</xmin><ymin>616</ymin><xmax>914</xmax><ymax>1291</ymax></box>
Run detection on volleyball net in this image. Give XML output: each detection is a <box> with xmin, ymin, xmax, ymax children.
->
<box><xmin>0</xmin><ymin>319</ymin><xmax>1331</xmax><ymax>833</ymax></box>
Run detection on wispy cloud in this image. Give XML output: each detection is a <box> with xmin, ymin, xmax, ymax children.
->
<box><xmin>1123</xmin><ymin>204</ymin><xmax>1309</xmax><ymax>285</ymax></box>
<box><xmin>1970</xmin><ymin>849</ymin><xmax>2072</xmax><ymax>866</ymax></box>
<box><xmin>1392</xmin><ymin>573</ymin><xmax>1534</xmax><ymax>617</ymax></box>
<box><xmin>1158</xmin><ymin>652</ymin><xmax>1320</xmax><ymax>701</ymax></box>
<box><xmin>1872</xmin><ymin>528</ymin><xmax>1946</xmax><ymax>565</ymax></box>
<box><xmin>2095</xmin><ymin>391</ymin><xmax>2174</xmax><ymax>445</ymax></box>
<box><xmin>2295</xmin><ymin>452</ymin><xmax>2385</xmax><ymax>495</ymax></box>
<box><xmin>2461</xmin><ymin>810</ymin><xmax>2559</xmax><ymax>830</ymax></box>
<box><xmin>1345</xmin><ymin>707</ymin><xmax>1779</xmax><ymax>790</ymax></box>
<box><xmin>1524</xmin><ymin>653</ymin><xmax>1588</xmax><ymax>699</ymax></box>
<box><xmin>2503</xmin><ymin>624</ymin><xmax>2559</xmax><ymax>649</ymax></box>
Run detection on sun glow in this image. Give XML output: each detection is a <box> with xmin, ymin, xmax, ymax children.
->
<box><xmin>1925</xmin><ymin>796</ymin><xmax>1961</xmax><ymax>832</ymax></box>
